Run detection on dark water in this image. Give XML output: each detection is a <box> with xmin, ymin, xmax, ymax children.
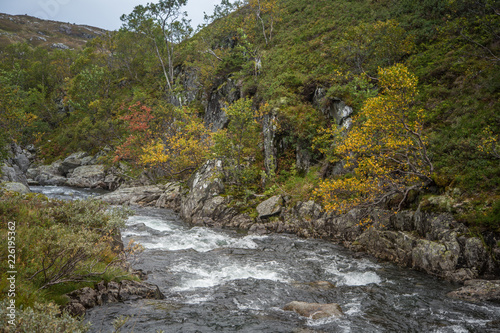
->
<box><xmin>34</xmin><ymin>186</ymin><xmax>500</xmax><ymax>332</ymax></box>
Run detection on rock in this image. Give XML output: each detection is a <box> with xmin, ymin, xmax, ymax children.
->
<box><xmin>296</xmin><ymin>200</ymin><xmax>323</xmax><ymax>221</ymax></box>
<box><xmin>59</xmin><ymin>152</ymin><xmax>88</xmax><ymax>175</ymax></box>
<box><xmin>283</xmin><ymin>301</ymin><xmax>343</xmax><ymax>319</ymax></box>
<box><xmin>292</xmin><ymin>281</ymin><xmax>336</xmax><ymax>291</ymax></box>
<box><xmin>100</xmin><ymin>281</ymin><xmax>120</xmax><ymax>304</ymax></box>
<box><xmin>66</xmin><ymin>287</ymin><xmax>98</xmax><ymax>308</ymax></box>
<box><xmin>256</xmin><ymin>195</ymin><xmax>283</xmax><ymax>219</ymax></box>
<box><xmin>99</xmin><ymin>184</ymin><xmax>180</xmax><ymax>208</ymax></box>
<box><xmin>356</xmin><ymin>229</ymin><xmax>416</xmax><ymax>267</ymax></box>
<box><xmin>262</xmin><ymin>111</ymin><xmax>278</xmax><ymax>175</ymax></box>
<box><xmin>464</xmin><ymin>237</ymin><xmax>489</xmax><ymax>274</ymax></box>
<box><xmin>0</xmin><ymin>181</ymin><xmax>30</xmax><ymax>194</ymax></box>
<box><xmin>119</xmin><ymin>279</ymin><xmax>164</xmax><ymax>301</ymax></box>
<box><xmin>1</xmin><ymin>164</ymin><xmax>27</xmax><ymax>186</ymax></box>
<box><xmin>13</xmin><ymin>153</ymin><xmax>30</xmax><ymax>174</ymax></box>
<box><xmin>64</xmin><ymin>302</ymin><xmax>86</xmax><ymax>317</ymax></box>
<box><xmin>66</xmin><ymin>164</ymin><xmax>106</xmax><ymax>188</ymax></box>
<box><xmin>447</xmin><ymin>280</ymin><xmax>500</xmax><ymax>302</ymax></box>
<box><xmin>204</xmin><ymin>78</ymin><xmax>239</xmax><ymax>131</ymax></box>
<box><xmin>411</xmin><ymin>238</ymin><xmax>461</xmax><ymax>275</ymax></box>
<box><xmin>180</xmin><ymin>159</ymin><xmax>225</xmax><ymax>223</ymax></box>
<box><xmin>64</xmin><ymin>279</ymin><xmax>164</xmax><ymax>315</ymax></box>
<box><xmin>307</xmin><ymin>281</ymin><xmax>336</xmax><ymax>290</ymax></box>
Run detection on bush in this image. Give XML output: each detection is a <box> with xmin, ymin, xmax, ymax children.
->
<box><xmin>0</xmin><ymin>299</ymin><xmax>90</xmax><ymax>333</ymax></box>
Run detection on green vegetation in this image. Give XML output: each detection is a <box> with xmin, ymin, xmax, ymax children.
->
<box><xmin>0</xmin><ymin>191</ymin><xmax>134</xmax><ymax>331</ymax></box>
<box><xmin>0</xmin><ymin>1</ymin><xmax>498</xmax><ymax>226</ymax></box>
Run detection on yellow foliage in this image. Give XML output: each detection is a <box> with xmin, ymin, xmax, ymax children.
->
<box><xmin>478</xmin><ymin>126</ymin><xmax>500</xmax><ymax>159</ymax></box>
<box><xmin>140</xmin><ymin>107</ymin><xmax>211</xmax><ymax>178</ymax></box>
<box><xmin>315</xmin><ymin>64</ymin><xmax>433</xmax><ymax>214</ymax></box>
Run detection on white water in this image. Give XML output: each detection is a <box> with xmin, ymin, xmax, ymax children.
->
<box><xmin>31</xmin><ymin>186</ymin><xmax>500</xmax><ymax>333</ymax></box>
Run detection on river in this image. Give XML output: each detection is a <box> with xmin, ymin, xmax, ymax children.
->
<box><xmin>32</xmin><ymin>186</ymin><xmax>500</xmax><ymax>332</ymax></box>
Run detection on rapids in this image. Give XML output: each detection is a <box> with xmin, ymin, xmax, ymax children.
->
<box><xmin>32</xmin><ymin>186</ymin><xmax>500</xmax><ymax>332</ymax></box>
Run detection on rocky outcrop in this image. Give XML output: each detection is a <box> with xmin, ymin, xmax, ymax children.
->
<box><xmin>313</xmin><ymin>89</ymin><xmax>353</xmax><ymax>129</ymax></box>
<box><xmin>29</xmin><ymin>161</ymin><xmax>67</xmax><ymax>186</ymax></box>
<box><xmin>283</xmin><ymin>301</ymin><xmax>343</xmax><ymax>319</ymax></box>
<box><xmin>27</xmin><ymin>151</ymin><xmax>125</xmax><ymax>190</ymax></box>
<box><xmin>180</xmin><ymin>159</ymin><xmax>228</xmax><ymax>223</ymax></box>
<box><xmin>64</xmin><ymin>280</ymin><xmax>164</xmax><ymax>316</ymax></box>
<box><xmin>446</xmin><ymin>279</ymin><xmax>500</xmax><ymax>302</ymax></box>
<box><xmin>1</xmin><ymin>143</ymin><xmax>36</xmax><ymax>186</ymax></box>
<box><xmin>204</xmin><ymin>78</ymin><xmax>240</xmax><ymax>131</ymax></box>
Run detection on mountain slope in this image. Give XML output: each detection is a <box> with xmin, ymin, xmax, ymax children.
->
<box><xmin>0</xmin><ymin>13</ymin><xmax>107</xmax><ymax>49</ymax></box>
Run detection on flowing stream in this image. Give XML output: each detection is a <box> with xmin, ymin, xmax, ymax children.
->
<box><xmin>32</xmin><ymin>186</ymin><xmax>500</xmax><ymax>333</ymax></box>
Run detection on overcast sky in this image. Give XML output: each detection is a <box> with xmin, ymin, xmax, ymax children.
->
<box><xmin>0</xmin><ymin>0</ymin><xmax>223</xmax><ymax>31</ymax></box>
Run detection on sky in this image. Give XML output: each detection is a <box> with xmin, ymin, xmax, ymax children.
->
<box><xmin>0</xmin><ymin>0</ymin><xmax>222</xmax><ymax>31</ymax></box>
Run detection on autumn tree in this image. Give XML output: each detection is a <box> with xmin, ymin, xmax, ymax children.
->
<box><xmin>114</xmin><ymin>102</ymin><xmax>154</xmax><ymax>166</ymax></box>
<box><xmin>314</xmin><ymin>64</ymin><xmax>433</xmax><ymax>214</ymax></box>
<box><xmin>140</xmin><ymin>106</ymin><xmax>211</xmax><ymax>179</ymax></box>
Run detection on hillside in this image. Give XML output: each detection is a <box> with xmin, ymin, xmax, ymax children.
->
<box><xmin>0</xmin><ymin>0</ymin><xmax>498</xmax><ymax>232</ymax></box>
<box><xmin>0</xmin><ymin>13</ymin><xmax>106</xmax><ymax>49</ymax></box>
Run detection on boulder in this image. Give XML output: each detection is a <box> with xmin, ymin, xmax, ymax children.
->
<box><xmin>59</xmin><ymin>151</ymin><xmax>88</xmax><ymax>175</ymax></box>
<box><xmin>447</xmin><ymin>280</ymin><xmax>500</xmax><ymax>302</ymax></box>
<box><xmin>463</xmin><ymin>237</ymin><xmax>489</xmax><ymax>274</ymax></box>
<box><xmin>283</xmin><ymin>301</ymin><xmax>343</xmax><ymax>319</ymax></box>
<box><xmin>119</xmin><ymin>279</ymin><xmax>164</xmax><ymax>301</ymax></box>
<box><xmin>0</xmin><ymin>181</ymin><xmax>30</xmax><ymax>194</ymax></box>
<box><xmin>99</xmin><ymin>184</ymin><xmax>180</xmax><ymax>208</ymax></box>
<box><xmin>30</xmin><ymin>160</ymin><xmax>66</xmax><ymax>186</ymax></box>
<box><xmin>66</xmin><ymin>164</ymin><xmax>106</xmax><ymax>188</ymax></box>
<box><xmin>180</xmin><ymin>159</ymin><xmax>225</xmax><ymax>223</ymax></box>
<box><xmin>411</xmin><ymin>238</ymin><xmax>461</xmax><ymax>275</ymax></box>
<box><xmin>0</xmin><ymin>144</ymin><xmax>34</xmax><ymax>186</ymax></box>
<box><xmin>1</xmin><ymin>164</ymin><xmax>27</xmax><ymax>186</ymax></box>
<box><xmin>256</xmin><ymin>195</ymin><xmax>283</xmax><ymax>219</ymax></box>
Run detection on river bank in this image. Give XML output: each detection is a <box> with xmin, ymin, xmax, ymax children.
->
<box><xmin>3</xmin><ymin>147</ymin><xmax>500</xmax><ymax>301</ymax></box>
<box><xmin>91</xmin><ymin>159</ymin><xmax>500</xmax><ymax>305</ymax></box>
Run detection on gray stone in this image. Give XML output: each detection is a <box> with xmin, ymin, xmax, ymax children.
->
<box><xmin>411</xmin><ymin>239</ymin><xmax>460</xmax><ymax>274</ymax></box>
<box><xmin>256</xmin><ymin>195</ymin><xmax>283</xmax><ymax>219</ymax></box>
<box><xmin>119</xmin><ymin>279</ymin><xmax>164</xmax><ymax>301</ymax></box>
<box><xmin>14</xmin><ymin>153</ymin><xmax>30</xmax><ymax>173</ymax></box>
<box><xmin>66</xmin><ymin>164</ymin><xmax>105</xmax><ymax>188</ymax></box>
<box><xmin>99</xmin><ymin>184</ymin><xmax>180</xmax><ymax>207</ymax></box>
<box><xmin>0</xmin><ymin>181</ymin><xmax>30</xmax><ymax>194</ymax></box>
<box><xmin>464</xmin><ymin>237</ymin><xmax>489</xmax><ymax>273</ymax></box>
<box><xmin>64</xmin><ymin>302</ymin><xmax>86</xmax><ymax>317</ymax></box>
<box><xmin>59</xmin><ymin>152</ymin><xmax>88</xmax><ymax>175</ymax></box>
<box><xmin>283</xmin><ymin>301</ymin><xmax>343</xmax><ymax>319</ymax></box>
<box><xmin>66</xmin><ymin>287</ymin><xmax>98</xmax><ymax>308</ymax></box>
<box><xmin>447</xmin><ymin>280</ymin><xmax>500</xmax><ymax>302</ymax></box>
<box><xmin>181</xmin><ymin>159</ymin><xmax>225</xmax><ymax>223</ymax></box>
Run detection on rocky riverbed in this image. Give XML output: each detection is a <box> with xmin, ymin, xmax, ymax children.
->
<box><xmin>2</xmin><ymin>147</ymin><xmax>500</xmax><ymax>303</ymax></box>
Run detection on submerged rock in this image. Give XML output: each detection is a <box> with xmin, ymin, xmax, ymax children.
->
<box><xmin>447</xmin><ymin>279</ymin><xmax>500</xmax><ymax>303</ymax></box>
<box><xmin>283</xmin><ymin>301</ymin><xmax>343</xmax><ymax>319</ymax></box>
